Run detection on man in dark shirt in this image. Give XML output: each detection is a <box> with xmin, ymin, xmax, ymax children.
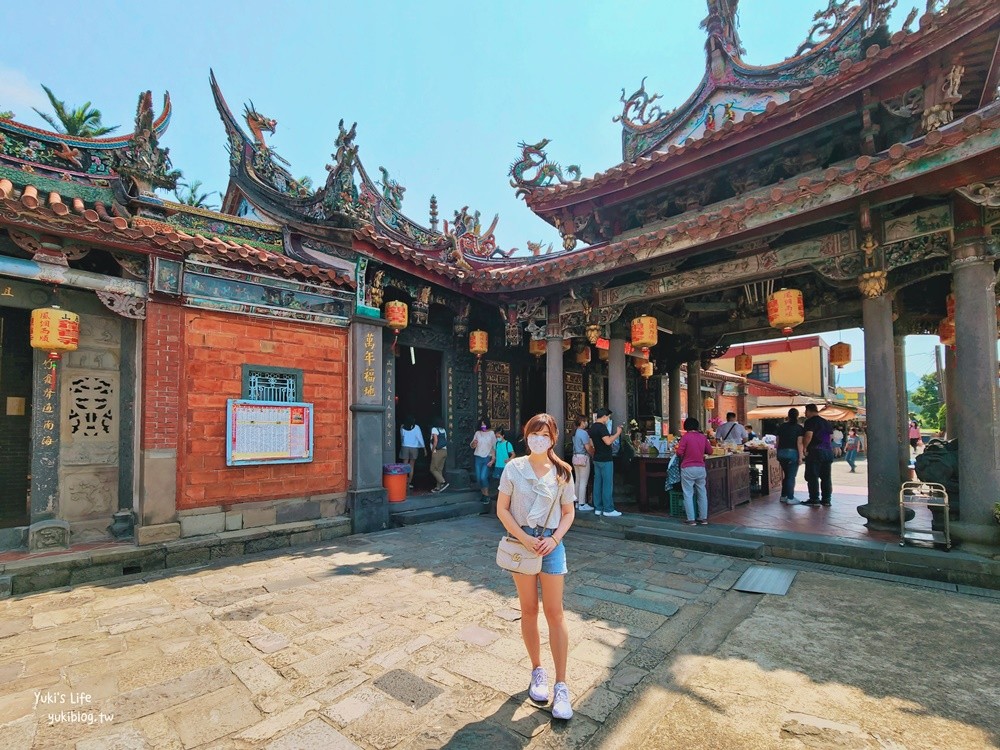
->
<box><xmin>588</xmin><ymin>408</ymin><xmax>624</xmax><ymax>517</ymax></box>
<box><xmin>802</xmin><ymin>403</ymin><xmax>834</xmax><ymax>506</ymax></box>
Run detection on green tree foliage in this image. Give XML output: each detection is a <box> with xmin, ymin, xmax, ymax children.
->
<box><xmin>173</xmin><ymin>180</ymin><xmax>218</xmax><ymax>210</ymax></box>
<box><xmin>32</xmin><ymin>85</ymin><xmax>118</xmax><ymax>138</ymax></box>
<box><xmin>910</xmin><ymin>372</ymin><xmax>942</xmax><ymax>431</ymax></box>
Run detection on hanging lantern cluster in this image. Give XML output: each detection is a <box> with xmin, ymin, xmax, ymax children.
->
<box><xmin>469</xmin><ymin>330</ymin><xmax>488</xmax><ymax>372</ymax></box>
<box><xmin>630</xmin><ymin>315</ymin><xmax>658</xmax><ymax>350</ymax></box>
<box><xmin>639</xmin><ymin>361</ymin><xmax>654</xmax><ymax>379</ymax></box>
<box><xmin>575</xmin><ymin>343</ymin><xmax>592</xmax><ymax>365</ymax></box>
<box><xmin>829</xmin><ymin>342</ymin><xmax>852</xmax><ymax>368</ymax></box>
<box><xmin>528</xmin><ymin>338</ymin><xmax>547</xmax><ymax>358</ymax></box>
<box><xmin>734</xmin><ymin>350</ymin><xmax>753</xmax><ymax>376</ymax></box>
<box><xmin>703</xmin><ymin>396</ymin><xmax>715</xmax><ymax>411</ymax></box>
<box><xmin>766</xmin><ymin>288</ymin><xmax>804</xmax><ymax>336</ymax></box>
<box><xmin>385</xmin><ymin>301</ymin><xmax>408</xmax><ymax>355</ymax></box>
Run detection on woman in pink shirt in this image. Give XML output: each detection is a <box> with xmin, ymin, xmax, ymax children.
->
<box><xmin>675</xmin><ymin>417</ymin><xmax>714</xmax><ymax>526</ymax></box>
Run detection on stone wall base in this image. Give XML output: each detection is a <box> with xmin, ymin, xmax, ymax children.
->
<box><xmin>0</xmin><ymin>516</ymin><xmax>351</xmax><ymax>598</ymax></box>
<box><xmin>175</xmin><ymin>492</ymin><xmax>348</xmax><ymax>539</ymax></box>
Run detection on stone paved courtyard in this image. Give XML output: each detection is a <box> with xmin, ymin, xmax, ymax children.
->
<box><xmin>1</xmin><ymin>516</ymin><xmax>998</xmax><ymax>749</ymax></box>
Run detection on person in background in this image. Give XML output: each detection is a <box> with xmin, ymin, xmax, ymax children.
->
<box><xmin>470</xmin><ymin>416</ymin><xmax>497</xmax><ymax>505</ymax></box>
<box><xmin>429</xmin><ymin>416</ymin><xmax>450</xmax><ymax>493</ymax></box>
<box><xmin>802</xmin><ymin>404</ymin><xmax>834</xmax><ymax>506</ymax></box>
<box><xmin>496</xmin><ymin>413</ymin><xmax>577</xmax><ymax>720</ymax></box>
<box><xmin>588</xmin><ymin>408</ymin><xmax>624</xmax><ymax>518</ymax></box>
<box><xmin>399</xmin><ymin>416</ymin><xmax>426</xmax><ymax>490</ymax></box>
<box><xmin>676</xmin><ymin>417</ymin><xmax>714</xmax><ymax>525</ymax></box>
<box><xmin>776</xmin><ymin>408</ymin><xmax>805</xmax><ymax>504</ymax></box>
<box><xmin>909</xmin><ymin>420</ymin><xmax>922</xmax><ymax>457</ymax></box>
<box><xmin>716</xmin><ymin>412</ymin><xmax>747</xmax><ymax>444</ymax></box>
<box><xmin>494</xmin><ymin>427</ymin><xmax>516</xmax><ymax>478</ymax></box>
<box><xmin>831</xmin><ymin>426</ymin><xmax>844</xmax><ymax>458</ymax></box>
<box><xmin>745</xmin><ymin>425</ymin><xmax>757</xmax><ymax>441</ymax></box>
<box><xmin>571</xmin><ymin>415</ymin><xmax>595</xmax><ymax>512</ymax></box>
<box><xmin>844</xmin><ymin>427</ymin><xmax>860</xmax><ymax>473</ymax></box>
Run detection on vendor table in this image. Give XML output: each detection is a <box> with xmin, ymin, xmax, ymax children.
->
<box><xmin>745</xmin><ymin>447</ymin><xmax>782</xmax><ymax>496</ymax></box>
<box><xmin>636</xmin><ymin>453</ymin><xmax>751</xmax><ymax>515</ymax></box>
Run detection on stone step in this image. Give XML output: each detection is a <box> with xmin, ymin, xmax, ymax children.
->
<box><xmin>625</xmin><ymin>525</ymin><xmax>766</xmax><ymax>559</ymax></box>
<box><xmin>387</xmin><ymin>490</ymin><xmax>482</xmax><ymax>514</ymax></box>
<box><xmin>390</xmin><ymin>500</ymin><xmax>486</xmax><ymax>527</ymax></box>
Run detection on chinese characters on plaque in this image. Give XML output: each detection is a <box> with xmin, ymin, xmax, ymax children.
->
<box><xmin>226</xmin><ymin>400</ymin><xmax>314</xmax><ymax>466</ymax></box>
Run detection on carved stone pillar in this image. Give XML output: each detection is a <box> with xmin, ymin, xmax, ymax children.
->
<box><xmin>686</xmin><ymin>360</ymin><xmax>702</xmax><ymax>426</ymax></box>
<box><xmin>857</xmin><ymin>291</ymin><xmax>906</xmax><ymax>528</ymax></box>
<box><xmin>349</xmin><ymin>316</ymin><xmax>389</xmax><ymax>534</ymax></box>
<box><xmin>949</xmin><ymin>238</ymin><xmax>1000</xmax><ymax>546</ymax></box>
<box><xmin>545</xmin><ymin>324</ymin><xmax>565</xmax><ymax>456</ymax></box>
<box><xmin>669</xmin><ymin>365</ymin><xmax>682</xmax><ymax>435</ymax></box>
<box><xmin>894</xmin><ymin>334</ymin><xmax>911</xmax><ymax>482</ymax></box>
<box><xmin>609</xmin><ymin>329</ymin><xmax>628</xmax><ymax>426</ymax></box>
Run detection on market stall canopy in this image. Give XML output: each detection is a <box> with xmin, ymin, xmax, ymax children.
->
<box><xmin>747</xmin><ymin>404</ymin><xmax>858</xmax><ymax>421</ymax></box>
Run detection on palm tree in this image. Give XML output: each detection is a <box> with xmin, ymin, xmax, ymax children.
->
<box><xmin>174</xmin><ymin>180</ymin><xmax>219</xmax><ymax>209</ymax></box>
<box><xmin>32</xmin><ymin>85</ymin><xmax>118</xmax><ymax>138</ymax></box>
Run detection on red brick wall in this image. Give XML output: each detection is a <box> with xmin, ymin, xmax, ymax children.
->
<box><xmin>142</xmin><ymin>301</ymin><xmax>184</xmax><ymax>450</ymax></box>
<box><xmin>178</xmin><ymin>310</ymin><xmax>349</xmax><ymax>510</ymax></box>
<box><xmin>719</xmin><ymin>394</ymin><xmax>740</xmax><ymax>422</ymax></box>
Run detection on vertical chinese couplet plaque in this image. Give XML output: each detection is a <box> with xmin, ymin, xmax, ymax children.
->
<box><xmin>226</xmin><ymin>400</ymin><xmax>314</xmax><ymax>466</ymax></box>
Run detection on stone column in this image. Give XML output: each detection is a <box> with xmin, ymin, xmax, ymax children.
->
<box><xmin>950</xmin><ymin>239</ymin><xmax>1000</xmax><ymax>545</ymax></box>
<box><xmin>669</xmin><ymin>365</ymin><xmax>682</xmax><ymax>435</ymax></box>
<box><xmin>609</xmin><ymin>331</ymin><xmax>627</xmax><ymax>425</ymax></box>
<box><xmin>348</xmin><ymin>316</ymin><xmax>390</xmax><ymax>534</ymax></box>
<box><xmin>894</xmin><ymin>334</ymin><xmax>911</xmax><ymax>482</ymax></box>
<box><xmin>545</xmin><ymin>324</ymin><xmax>565</xmax><ymax>455</ymax></box>
<box><xmin>686</xmin><ymin>360</ymin><xmax>702</xmax><ymax>426</ymax></box>
<box><xmin>27</xmin><ymin>349</ymin><xmax>70</xmax><ymax>551</ymax></box>
<box><xmin>857</xmin><ymin>291</ymin><xmax>906</xmax><ymax>528</ymax></box>
<box><xmin>944</xmin><ymin>346</ymin><xmax>957</xmax><ymax>439</ymax></box>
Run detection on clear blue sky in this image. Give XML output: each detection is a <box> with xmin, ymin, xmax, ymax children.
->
<box><xmin>0</xmin><ymin>1</ymin><xmax>959</xmax><ymax>384</ymax></box>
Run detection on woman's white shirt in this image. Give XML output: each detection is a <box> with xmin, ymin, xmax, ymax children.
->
<box><xmin>400</xmin><ymin>425</ymin><xmax>425</xmax><ymax>448</ymax></box>
<box><xmin>498</xmin><ymin>456</ymin><xmax>575</xmax><ymax>529</ymax></box>
<box><xmin>472</xmin><ymin>429</ymin><xmax>497</xmax><ymax>458</ymax></box>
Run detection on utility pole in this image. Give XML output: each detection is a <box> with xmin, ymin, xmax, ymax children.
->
<box><xmin>935</xmin><ymin>345</ymin><xmax>945</xmax><ymax>403</ymax></box>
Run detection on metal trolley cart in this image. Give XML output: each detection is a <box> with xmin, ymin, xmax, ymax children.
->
<box><xmin>899</xmin><ymin>481</ymin><xmax>951</xmax><ymax>550</ymax></box>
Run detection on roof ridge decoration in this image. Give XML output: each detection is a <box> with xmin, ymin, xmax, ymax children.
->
<box><xmin>111</xmin><ymin>91</ymin><xmax>181</xmax><ymax>196</ymax></box>
<box><xmin>509</xmin><ymin>139</ymin><xmax>581</xmax><ymax>198</ymax></box>
<box><xmin>617</xmin><ymin>0</ymin><xmax>899</xmax><ymax>161</ymax></box>
<box><xmin>0</xmin><ymin>91</ymin><xmax>173</xmax><ymax>184</ymax></box>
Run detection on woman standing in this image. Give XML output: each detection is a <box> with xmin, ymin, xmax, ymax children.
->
<box><xmin>776</xmin><ymin>408</ymin><xmax>806</xmax><ymax>503</ymax></box>
<box><xmin>429</xmin><ymin>417</ymin><xmax>450</xmax><ymax>492</ymax></box>
<box><xmin>844</xmin><ymin>427</ymin><xmax>860</xmax><ymax>473</ymax></box>
<box><xmin>496</xmin><ymin>413</ymin><xmax>576</xmax><ymax>720</ymax></box>
<box><xmin>571</xmin><ymin>415</ymin><xmax>594</xmax><ymax>512</ymax></box>
<box><xmin>675</xmin><ymin>417</ymin><xmax>713</xmax><ymax>525</ymax></box>
<box><xmin>470</xmin><ymin>416</ymin><xmax>497</xmax><ymax>504</ymax></box>
<box><xmin>399</xmin><ymin>417</ymin><xmax>426</xmax><ymax>490</ymax></box>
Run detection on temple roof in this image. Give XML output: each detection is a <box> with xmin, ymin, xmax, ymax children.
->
<box><xmin>516</xmin><ymin>0</ymin><xmax>1000</xmax><ymax>213</ymax></box>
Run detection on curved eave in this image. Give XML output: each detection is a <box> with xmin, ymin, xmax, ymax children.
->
<box><xmin>481</xmin><ymin>103</ymin><xmax>1000</xmax><ymax>294</ymax></box>
<box><xmin>528</xmin><ymin>0</ymin><xmax>1000</xmax><ymax>213</ymax></box>
<box><xmin>0</xmin><ymin>93</ymin><xmax>171</xmax><ymax>150</ymax></box>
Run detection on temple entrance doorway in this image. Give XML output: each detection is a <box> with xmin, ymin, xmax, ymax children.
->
<box><xmin>0</xmin><ymin>307</ymin><xmax>31</xmax><ymax>528</ymax></box>
<box><xmin>522</xmin><ymin>362</ymin><xmax>546</xmax><ymax>436</ymax></box>
<box><xmin>394</xmin><ymin>345</ymin><xmax>443</xmax><ymax>490</ymax></box>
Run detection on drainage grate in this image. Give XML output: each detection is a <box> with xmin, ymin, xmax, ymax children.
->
<box><xmin>733</xmin><ymin>565</ymin><xmax>797</xmax><ymax>595</ymax></box>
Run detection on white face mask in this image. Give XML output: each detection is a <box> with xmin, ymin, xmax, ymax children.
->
<box><xmin>526</xmin><ymin>435</ymin><xmax>552</xmax><ymax>455</ymax></box>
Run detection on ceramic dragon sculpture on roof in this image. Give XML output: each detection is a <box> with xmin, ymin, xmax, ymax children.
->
<box><xmin>509</xmin><ymin>139</ymin><xmax>581</xmax><ymax>198</ymax></box>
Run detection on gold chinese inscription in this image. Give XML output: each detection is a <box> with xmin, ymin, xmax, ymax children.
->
<box><xmin>361</xmin><ymin>330</ymin><xmax>378</xmax><ymax>399</ymax></box>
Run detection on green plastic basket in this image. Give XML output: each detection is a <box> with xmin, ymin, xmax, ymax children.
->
<box><xmin>669</xmin><ymin>489</ymin><xmax>685</xmax><ymax>518</ymax></box>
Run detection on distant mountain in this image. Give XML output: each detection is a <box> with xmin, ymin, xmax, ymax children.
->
<box><xmin>835</xmin><ymin>370</ymin><xmax>926</xmax><ymax>391</ymax></box>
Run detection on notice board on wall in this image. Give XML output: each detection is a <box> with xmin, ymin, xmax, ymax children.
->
<box><xmin>226</xmin><ymin>400</ymin><xmax>314</xmax><ymax>466</ymax></box>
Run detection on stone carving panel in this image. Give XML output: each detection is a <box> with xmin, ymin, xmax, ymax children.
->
<box><xmin>78</xmin><ymin>313</ymin><xmax>122</xmax><ymax>349</ymax></box>
<box><xmin>58</xmin><ymin>467</ymin><xmax>117</xmax><ymax>522</ymax></box>
<box><xmin>565</xmin><ymin>372</ymin><xmax>585</xmax><ymax>437</ymax></box>
<box><xmin>485</xmin><ymin>361</ymin><xmax>512</xmax><ymax>431</ymax></box>
<box><xmin>61</xmin><ymin>372</ymin><xmax>119</xmax><ymax>466</ymax></box>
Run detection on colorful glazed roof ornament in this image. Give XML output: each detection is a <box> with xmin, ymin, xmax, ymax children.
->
<box><xmin>508</xmin><ymin>139</ymin><xmax>581</xmax><ymax>198</ymax></box>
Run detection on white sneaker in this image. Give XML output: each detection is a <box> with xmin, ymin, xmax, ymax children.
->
<box><xmin>577</xmin><ymin>503</ymin><xmax>594</xmax><ymax>511</ymax></box>
<box><xmin>594</xmin><ymin>510</ymin><xmax>603</xmax><ymax>516</ymax></box>
<box><xmin>528</xmin><ymin>667</ymin><xmax>548</xmax><ymax>704</ymax></box>
<box><xmin>603</xmin><ymin>510</ymin><xmax>622</xmax><ymax>518</ymax></box>
<box><xmin>552</xmin><ymin>682</ymin><xmax>573</xmax><ymax>720</ymax></box>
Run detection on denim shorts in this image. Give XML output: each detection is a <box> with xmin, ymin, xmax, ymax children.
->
<box><xmin>520</xmin><ymin>526</ymin><xmax>568</xmax><ymax>575</ymax></box>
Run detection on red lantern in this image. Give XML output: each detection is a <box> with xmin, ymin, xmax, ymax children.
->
<box><xmin>829</xmin><ymin>342</ymin><xmax>851</xmax><ymax>368</ymax></box>
<box><xmin>385</xmin><ymin>300</ymin><xmax>408</xmax><ymax>355</ymax></box>
<box><xmin>575</xmin><ymin>344</ymin><xmax>592</xmax><ymax>365</ymax></box>
<box><xmin>938</xmin><ymin>316</ymin><xmax>956</xmax><ymax>347</ymax></box>
<box><xmin>598</xmin><ymin>348</ymin><xmax>609</xmax><ymax>361</ymax></box>
<box><xmin>469</xmin><ymin>330</ymin><xmax>488</xmax><ymax>372</ymax></box>
<box><xmin>703</xmin><ymin>396</ymin><xmax>715</xmax><ymax>411</ymax></box>
<box><xmin>631</xmin><ymin>315</ymin><xmax>657</xmax><ymax>349</ymax></box>
<box><xmin>639</xmin><ymin>361</ymin><xmax>654</xmax><ymax>378</ymax></box>
<box><xmin>734</xmin><ymin>351</ymin><xmax>753</xmax><ymax>376</ymax></box>
<box><xmin>767</xmin><ymin>288</ymin><xmax>805</xmax><ymax>335</ymax></box>
<box><xmin>528</xmin><ymin>339</ymin><xmax>547</xmax><ymax>358</ymax></box>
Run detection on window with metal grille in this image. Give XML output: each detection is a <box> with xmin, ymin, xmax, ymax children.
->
<box><xmin>242</xmin><ymin>365</ymin><xmax>303</xmax><ymax>402</ymax></box>
<box><xmin>749</xmin><ymin>363</ymin><xmax>770</xmax><ymax>383</ymax></box>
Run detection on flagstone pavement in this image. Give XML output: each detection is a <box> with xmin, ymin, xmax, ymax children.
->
<box><xmin>1</xmin><ymin>516</ymin><xmax>998</xmax><ymax>749</ymax></box>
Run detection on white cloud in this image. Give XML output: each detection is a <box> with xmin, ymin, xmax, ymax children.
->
<box><xmin>0</xmin><ymin>64</ymin><xmax>48</xmax><ymax>118</ymax></box>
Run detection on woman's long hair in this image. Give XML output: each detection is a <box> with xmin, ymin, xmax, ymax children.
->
<box><xmin>523</xmin><ymin>413</ymin><xmax>572</xmax><ymax>483</ymax></box>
